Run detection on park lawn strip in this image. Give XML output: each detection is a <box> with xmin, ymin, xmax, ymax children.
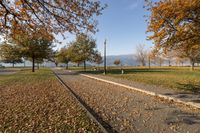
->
<box><xmin>107</xmin><ymin>69</ymin><xmax>200</xmax><ymax>92</ymax></box>
<box><xmin>82</xmin><ymin>67</ymin><xmax>200</xmax><ymax>93</ymax></box>
<box><xmin>0</xmin><ymin>69</ymin><xmax>100</xmax><ymax>132</ymax></box>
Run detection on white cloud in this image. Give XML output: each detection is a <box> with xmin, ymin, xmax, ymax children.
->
<box><xmin>129</xmin><ymin>3</ymin><xmax>138</xmax><ymax>9</ymax></box>
<box><xmin>127</xmin><ymin>0</ymin><xmax>141</xmax><ymax>10</ymax></box>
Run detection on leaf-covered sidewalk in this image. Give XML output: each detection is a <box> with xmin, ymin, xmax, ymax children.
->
<box><xmin>55</xmin><ymin>69</ymin><xmax>200</xmax><ymax>133</ymax></box>
<box><xmin>83</xmin><ymin>73</ymin><xmax>200</xmax><ymax>109</ymax></box>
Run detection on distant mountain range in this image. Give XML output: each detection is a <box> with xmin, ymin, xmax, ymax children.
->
<box><xmin>57</xmin><ymin>54</ymin><xmax>137</xmax><ymax>67</ymax></box>
<box><xmin>101</xmin><ymin>54</ymin><xmax>137</xmax><ymax>66</ymax></box>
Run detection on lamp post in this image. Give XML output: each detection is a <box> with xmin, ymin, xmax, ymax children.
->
<box><xmin>104</xmin><ymin>39</ymin><xmax>107</xmax><ymax>75</ymax></box>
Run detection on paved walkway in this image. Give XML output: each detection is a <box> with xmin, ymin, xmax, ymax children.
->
<box><xmin>54</xmin><ymin>69</ymin><xmax>200</xmax><ymax>133</ymax></box>
<box><xmin>0</xmin><ymin>69</ymin><xmax>19</xmax><ymax>75</ymax></box>
<box><xmin>82</xmin><ymin>73</ymin><xmax>200</xmax><ymax>109</ymax></box>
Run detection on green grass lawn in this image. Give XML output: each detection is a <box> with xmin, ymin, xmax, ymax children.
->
<box><xmin>0</xmin><ymin>68</ymin><xmax>46</xmax><ymax>86</ymax></box>
<box><xmin>0</xmin><ymin>68</ymin><xmax>99</xmax><ymax>132</ymax></box>
<box><xmin>82</xmin><ymin>66</ymin><xmax>200</xmax><ymax>93</ymax></box>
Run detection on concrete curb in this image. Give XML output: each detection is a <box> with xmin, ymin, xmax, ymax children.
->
<box><xmin>81</xmin><ymin>74</ymin><xmax>200</xmax><ymax>110</ymax></box>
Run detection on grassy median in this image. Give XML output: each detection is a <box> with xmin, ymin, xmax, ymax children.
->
<box><xmin>0</xmin><ymin>68</ymin><xmax>99</xmax><ymax>132</ymax></box>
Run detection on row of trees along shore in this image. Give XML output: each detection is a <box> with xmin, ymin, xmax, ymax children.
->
<box><xmin>0</xmin><ymin>33</ymin><xmax>103</xmax><ymax>72</ymax></box>
<box><xmin>135</xmin><ymin>44</ymin><xmax>200</xmax><ymax>69</ymax></box>
<box><xmin>0</xmin><ymin>0</ymin><xmax>106</xmax><ymax>72</ymax></box>
<box><xmin>54</xmin><ymin>34</ymin><xmax>103</xmax><ymax>71</ymax></box>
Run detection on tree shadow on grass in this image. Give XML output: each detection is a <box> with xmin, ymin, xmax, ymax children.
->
<box><xmin>107</xmin><ymin>68</ymin><xmax>171</xmax><ymax>74</ymax></box>
<box><xmin>176</xmin><ymin>83</ymin><xmax>200</xmax><ymax>93</ymax></box>
<box><xmin>81</xmin><ymin>70</ymin><xmax>104</xmax><ymax>75</ymax></box>
<box><xmin>57</xmin><ymin>72</ymin><xmax>79</xmax><ymax>76</ymax></box>
<box><xmin>192</xmin><ymin>100</ymin><xmax>200</xmax><ymax>103</ymax></box>
<box><xmin>165</xmin><ymin>110</ymin><xmax>200</xmax><ymax>125</ymax></box>
<box><xmin>122</xmin><ymin>69</ymin><xmax>170</xmax><ymax>73</ymax></box>
<box><xmin>82</xmin><ymin>69</ymin><xmax>171</xmax><ymax>75</ymax></box>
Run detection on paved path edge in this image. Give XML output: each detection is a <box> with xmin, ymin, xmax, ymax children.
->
<box><xmin>81</xmin><ymin>74</ymin><xmax>200</xmax><ymax>110</ymax></box>
<box><xmin>53</xmin><ymin>71</ymin><xmax>108</xmax><ymax>133</ymax></box>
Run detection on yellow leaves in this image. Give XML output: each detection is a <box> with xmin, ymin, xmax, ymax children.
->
<box><xmin>147</xmin><ymin>0</ymin><xmax>200</xmax><ymax>51</ymax></box>
<box><xmin>191</xmin><ymin>44</ymin><xmax>200</xmax><ymax>49</ymax></box>
<box><xmin>0</xmin><ymin>0</ymin><xmax>105</xmax><ymax>36</ymax></box>
<box><xmin>15</xmin><ymin>0</ymin><xmax>22</xmax><ymax>6</ymax></box>
<box><xmin>20</xmin><ymin>8</ymin><xmax>27</xmax><ymax>15</ymax></box>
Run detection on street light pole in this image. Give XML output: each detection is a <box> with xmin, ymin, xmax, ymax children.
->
<box><xmin>104</xmin><ymin>39</ymin><xmax>107</xmax><ymax>75</ymax></box>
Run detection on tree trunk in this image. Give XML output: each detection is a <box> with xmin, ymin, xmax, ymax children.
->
<box><xmin>32</xmin><ymin>56</ymin><xmax>35</xmax><ymax>72</ymax></box>
<box><xmin>168</xmin><ymin>60</ymin><xmax>171</xmax><ymax>66</ymax></box>
<box><xmin>148</xmin><ymin>56</ymin><xmax>151</xmax><ymax>69</ymax></box>
<box><xmin>77</xmin><ymin>63</ymin><xmax>79</xmax><ymax>67</ymax></box>
<box><xmin>191</xmin><ymin>62</ymin><xmax>195</xmax><ymax>71</ymax></box>
<box><xmin>37</xmin><ymin>63</ymin><xmax>39</xmax><ymax>69</ymax></box>
<box><xmin>84</xmin><ymin>60</ymin><xmax>86</xmax><ymax>71</ymax></box>
<box><xmin>24</xmin><ymin>61</ymin><xmax>26</xmax><ymax>67</ymax></box>
<box><xmin>142</xmin><ymin>60</ymin><xmax>146</xmax><ymax>67</ymax></box>
<box><xmin>12</xmin><ymin>62</ymin><xmax>14</xmax><ymax>68</ymax></box>
<box><xmin>66</xmin><ymin>62</ymin><xmax>68</xmax><ymax>69</ymax></box>
<box><xmin>190</xmin><ymin>58</ymin><xmax>195</xmax><ymax>71</ymax></box>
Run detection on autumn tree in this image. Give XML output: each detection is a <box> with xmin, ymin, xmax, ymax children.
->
<box><xmin>10</xmin><ymin>27</ymin><xmax>54</xmax><ymax>72</ymax></box>
<box><xmin>175</xmin><ymin>56</ymin><xmax>187</xmax><ymax>67</ymax></box>
<box><xmin>68</xmin><ymin>34</ymin><xmax>98</xmax><ymax>71</ymax></box>
<box><xmin>147</xmin><ymin>49</ymin><xmax>156</xmax><ymax>69</ymax></box>
<box><xmin>0</xmin><ymin>1</ymin><xmax>106</xmax><ymax>71</ymax></box>
<box><xmin>148</xmin><ymin>50</ymin><xmax>165</xmax><ymax>68</ymax></box>
<box><xmin>49</xmin><ymin>50</ymin><xmax>59</xmax><ymax>67</ymax></box>
<box><xmin>196</xmin><ymin>55</ymin><xmax>200</xmax><ymax>64</ymax></box>
<box><xmin>163</xmin><ymin>51</ymin><xmax>175</xmax><ymax>67</ymax></box>
<box><xmin>57</xmin><ymin>47</ymin><xmax>71</xmax><ymax>69</ymax></box>
<box><xmin>23</xmin><ymin>38</ymin><xmax>54</xmax><ymax>72</ymax></box>
<box><xmin>146</xmin><ymin>0</ymin><xmax>200</xmax><ymax>70</ymax></box>
<box><xmin>35</xmin><ymin>58</ymin><xmax>44</xmax><ymax>69</ymax></box>
<box><xmin>67</xmin><ymin>43</ymin><xmax>82</xmax><ymax>67</ymax></box>
<box><xmin>135</xmin><ymin>44</ymin><xmax>147</xmax><ymax>66</ymax></box>
<box><xmin>0</xmin><ymin>0</ymin><xmax>106</xmax><ymax>37</ymax></box>
<box><xmin>157</xmin><ymin>56</ymin><xmax>164</xmax><ymax>67</ymax></box>
<box><xmin>0</xmin><ymin>42</ymin><xmax>22</xmax><ymax>67</ymax></box>
<box><xmin>114</xmin><ymin>59</ymin><xmax>121</xmax><ymax>66</ymax></box>
<box><xmin>93</xmin><ymin>52</ymin><xmax>103</xmax><ymax>68</ymax></box>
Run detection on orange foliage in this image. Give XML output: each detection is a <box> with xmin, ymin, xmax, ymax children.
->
<box><xmin>0</xmin><ymin>0</ymin><xmax>106</xmax><ymax>36</ymax></box>
<box><xmin>145</xmin><ymin>0</ymin><xmax>200</xmax><ymax>64</ymax></box>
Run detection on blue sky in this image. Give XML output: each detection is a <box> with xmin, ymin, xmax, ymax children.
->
<box><xmin>56</xmin><ymin>0</ymin><xmax>153</xmax><ymax>56</ymax></box>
